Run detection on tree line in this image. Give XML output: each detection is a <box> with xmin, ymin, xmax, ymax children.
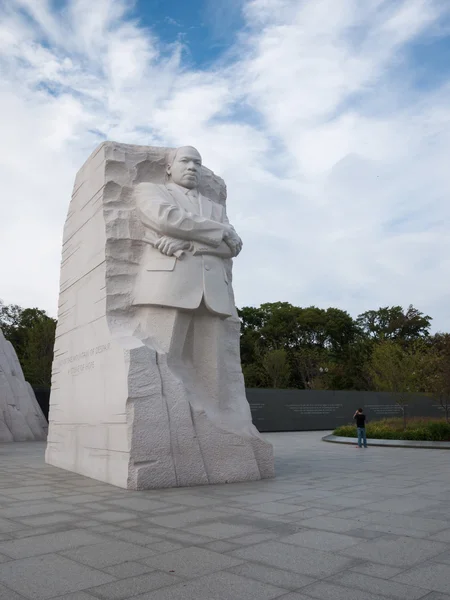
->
<box><xmin>1</xmin><ymin>299</ymin><xmax>449</xmax><ymax>421</ymax></box>
<box><xmin>0</xmin><ymin>300</ymin><xmax>56</xmax><ymax>388</ymax></box>
<box><xmin>239</xmin><ymin>302</ymin><xmax>450</xmax><ymax>421</ymax></box>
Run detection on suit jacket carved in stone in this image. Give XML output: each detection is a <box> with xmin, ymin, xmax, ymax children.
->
<box><xmin>133</xmin><ymin>181</ymin><xmax>236</xmax><ymax>317</ymax></box>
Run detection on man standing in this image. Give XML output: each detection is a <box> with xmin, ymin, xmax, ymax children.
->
<box><xmin>354</xmin><ymin>408</ymin><xmax>368</xmax><ymax>448</ymax></box>
<box><xmin>129</xmin><ymin>145</ymin><xmax>273</xmax><ymax>487</ymax></box>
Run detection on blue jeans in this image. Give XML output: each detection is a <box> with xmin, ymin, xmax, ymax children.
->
<box><xmin>357</xmin><ymin>427</ymin><xmax>367</xmax><ymax>447</ymax></box>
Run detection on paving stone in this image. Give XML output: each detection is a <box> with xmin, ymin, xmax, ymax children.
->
<box><xmin>360</xmin><ymin>523</ymin><xmax>437</xmax><ymax>539</ymax></box>
<box><xmin>429</xmin><ymin>529</ymin><xmax>450</xmax><ymax>543</ymax></box>
<box><xmin>11</xmin><ymin>524</ymin><xmax>76</xmax><ymax>539</ymax></box>
<box><xmin>143</xmin><ymin>547</ymin><xmax>243</xmax><ymax>578</ymax></box>
<box><xmin>344</xmin><ymin>528</ymin><xmax>385</xmax><ymax>539</ymax></box>
<box><xmin>82</xmin><ymin>503</ymin><xmax>112</xmax><ymax>511</ymax></box>
<box><xmin>95</xmin><ymin>511</ymin><xmax>139</xmax><ymax>523</ymax></box>
<box><xmin>183</xmin><ymin>522</ymin><xmax>259</xmax><ymax>539</ymax></box>
<box><xmin>0</xmin><ymin>517</ymin><xmax>24</xmax><ymax>534</ymax></box>
<box><xmin>0</xmin><ymin>583</ymin><xmax>25</xmax><ymax>600</ymax></box>
<box><xmin>145</xmin><ymin>541</ymin><xmax>184</xmax><ymax>554</ymax></box>
<box><xmin>356</xmin><ymin>512</ymin><xmax>449</xmax><ymax>534</ymax></box>
<box><xmin>204</xmin><ymin>505</ymin><xmax>249</xmax><ymax>515</ymax></box>
<box><xmin>234</xmin><ymin>492</ymin><xmax>296</xmax><ymax>504</ymax></box>
<box><xmin>281</xmin><ymin>529</ymin><xmax>362</xmax><ymax>551</ymax></box>
<box><xmin>350</xmin><ymin>561</ymin><xmax>406</xmax><ymax>578</ymax></box>
<box><xmin>394</xmin><ymin>562</ymin><xmax>450</xmax><ymax>594</ymax></box>
<box><xmin>269</xmin><ymin>595</ymin><xmax>313</xmax><ymax>600</ymax></box>
<box><xmin>0</xmin><ymin>553</ymin><xmax>114</xmax><ymax>599</ymax></box>
<box><xmin>62</xmin><ymin>540</ymin><xmax>156</xmax><ymax>568</ymax></box>
<box><xmin>101</xmin><ymin>561</ymin><xmax>155</xmax><ymax>578</ymax></box>
<box><xmin>300</xmin><ymin>581</ymin><xmax>394</xmax><ymax>600</ymax></box>
<box><xmin>311</xmin><ymin>496</ymin><xmax>371</xmax><ymax>510</ymax></box>
<box><xmin>5</xmin><ymin>491</ymin><xmax>57</xmax><ymax>501</ymax></box>
<box><xmin>228</xmin><ymin>532</ymin><xmax>279</xmax><ymax>546</ymax></box>
<box><xmin>1</xmin><ymin>501</ymin><xmax>76</xmax><ymax>518</ymax></box>
<box><xmin>201</xmin><ymin>540</ymin><xmax>239</xmax><ymax>553</ymax></box>
<box><xmin>229</xmin><ymin>562</ymin><xmax>315</xmax><ymax>590</ymax></box>
<box><xmin>342</xmin><ymin>536</ymin><xmax>447</xmax><ymax>567</ymax></box>
<box><xmin>106</xmin><ymin>498</ymin><xmax>167</xmax><ymax>512</ymax></box>
<box><xmin>147</xmin><ymin>508</ymin><xmax>231</xmax><ymax>529</ymax></box>
<box><xmin>151</xmin><ymin>530</ymin><xmax>214</xmax><ymax>545</ymax></box>
<box><xmin>148</xmin><ymin>506</ymin><xmax>189</xmax><ymax>516</ymax></box>
<box><xmin>106</xmin><ymin>529</ymin><xmax>163</xmax><ymax>546</ymax></box>
<box><xmin>89</xmin><ymin>524</ymin><xmax>121</xmax><ymax>534</ymax></box>
<box><xmin>1</xmin><ymin>486</ymin><xmax>52</xmax><ymax>495</ymax></box>
<box><xmin>16</xmin><ymin>512</ymin><xmax>78</xmax><ymax>527</ymax></box>
<box><xmin>263</xmin><ymin>522</ymin><xmax>306</xmax><ymax>536</ymax></box>
<box><xmin>75</xmin><ymin>520</ymin><xmax>102</xmax><ymax>528</ymax></box>
<box><xmin>57</xmin><ymin>495</ymin><xmax>103</xmax><ymax>504</ymax></box>
<box><xmin>161</xmin><ymin>494</ymin><xmax>225</xmax><ymax>507</ymax></box>
<box><xmin>0</xmin><ymin>529</ymin><xmax>104</xmax><ymax>559</ymax></box>
<box><xmin>231</xmin><ymin>541</ymin><xmax>355</xmax><ymax>578</ymax></box>
<box><xmin>296</xmin><ymin>516</ymin><xmax>358</xmax><ymax>533</ymax></box>
<box><xmin>333</xmin><ymin>508</ymin><xmax>377</xmax><ymax>519</ymax></box>
<box><xmin>433</xmin><ymin>548</ymin><xmax>450</xmax><ymax>565</ymax></box>
<box><xmin>43</xmin><ymin>593</ymin><xmax>98</xmax><ymax>600</ymax></box>
<box><xmin>114</xmin><ymin>519</ymin><xmax>144</xmax><ymax>528</ymax></box>
<box><xmin>128</xmin><ymin>570</ymin><xmax>285</xmax><ymax>600</ymax></box>
<box><xmin>363</xmin><ymin>497</ymin><xmax>443</xmax><ymax>514</ymax></box>
<box><xmin>330</xmin><ymin>570</ymin><xmax>430</xmax><ymax>599</ymax></box>
<box><xmin>87</xmin><ymin>571</ymin><xmax>182</xmax><ymax>599</ymax></box>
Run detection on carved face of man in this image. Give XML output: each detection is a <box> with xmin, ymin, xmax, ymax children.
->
<box><xmin>167</xmin><ymin>146</ymin><xmax>202</xmax><ymax>189</ymax></box>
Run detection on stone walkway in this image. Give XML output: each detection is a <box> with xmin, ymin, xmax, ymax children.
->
<box><xmin>0</xmin><ymin>432</ymin><xmax>450</xmax><ymax>600</ymax></box>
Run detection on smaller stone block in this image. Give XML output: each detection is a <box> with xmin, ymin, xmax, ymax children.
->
<box><xmin>0</xmin><ymin>329</ymin><xmax>47</xmax><ymax>442</ymax></box>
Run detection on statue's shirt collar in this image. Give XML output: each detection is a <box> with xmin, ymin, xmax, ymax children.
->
<box><xmin>167</xmin><ymin>182</ymin><xmax>199</xmax><ymax>199</ymax></box>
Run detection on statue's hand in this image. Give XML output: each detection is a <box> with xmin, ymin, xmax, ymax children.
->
<box><xmin>223</xmin><ymin>227</ymin><xmax>243</xmax><ymax>257</ymax></box>
<box><xmin>155</xmin><ymin>236</ymin><xmax>191</xmax><ymax>256</ymax></box>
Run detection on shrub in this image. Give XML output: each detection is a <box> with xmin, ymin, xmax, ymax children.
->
<box><xmin>333</xmin><ymin>418</ymin><xmax>450</xmax><ymax>441</ymax></box>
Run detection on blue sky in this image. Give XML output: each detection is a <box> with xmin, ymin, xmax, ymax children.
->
<box><xmin>1</xmin><ymin>0</ymin><xmax>450</xmax><ymax>330</ymax></box>
<box><xmin>134</xmin><ymin>0</ymin><xmax>245</xmax><ymax>68</ymax></box>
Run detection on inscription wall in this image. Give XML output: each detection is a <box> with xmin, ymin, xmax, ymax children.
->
<box><xmin>247</xmin><ymin>389</ymin><xmax>443</xmax><ymax>432</ymax></box>
<box><xmin>55</xmin><ymin>343</ymin><xmax>111</xmax><ymax>376</ymax></box>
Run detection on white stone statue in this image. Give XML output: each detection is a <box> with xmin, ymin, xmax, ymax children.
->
<box><xmin>46</xmin><ymin>142</ymin><xmax>274</xmax><ymax>489</ymax></box>
<box><xmin>0</xmin><ymin>329</ymin><xmax>48</xmax><ymax>442</ymax></box>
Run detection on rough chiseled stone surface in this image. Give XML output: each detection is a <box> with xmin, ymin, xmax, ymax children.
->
<box><xmin>46</xmin><ymin>142</ymin><xmax>274</xmax><ymax>489</ymax></box>
<box><xmin>0</xmin><ymin>329</ymin><xmax>48</xmax><ymax>442</ymax></box>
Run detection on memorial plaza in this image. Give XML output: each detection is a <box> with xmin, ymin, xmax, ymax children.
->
<box><xmin>0</xmin><ymin>431</ymin><xmax>449</xmax><ymax>600</ymax></box>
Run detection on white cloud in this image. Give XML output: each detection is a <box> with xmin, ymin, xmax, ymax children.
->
<box><xmin>1</xmin><ymin>0</ymin><xmax>450</xmax><ymax>331</ymax></box>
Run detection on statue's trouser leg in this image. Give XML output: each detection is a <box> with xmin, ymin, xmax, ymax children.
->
<box><xmin>183</xmin><ymin>304</ymin><xmax>265</xmax><ymax>483</ymax></box>
<box><xmin>189</xmin><ymin>305</ymin><xmax>254</xmax><ymax>434</ymax></box>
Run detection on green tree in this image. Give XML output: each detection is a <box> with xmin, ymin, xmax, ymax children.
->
<box><xmin>0</xmin><ymin>300</ymin><xmax>56</xmax><ymax>387</ymax></box>
<box><xmin>238</xmin><ymin>302</ymin><xmax>359</xmax><ymax>389</ymax></box>
<box><xmin>424</xmin><ymin>333</ymin><xmax>450</xmax><ymax>422</ymax></box>
<box><xmin>290</xmin><ymin>347</ymin><xmax>331</xmax><ymax>390</ymax></box>
<box><xmin>357</xmin><ymin>305</ymin><xmax>431</xmax><ymax>342</ymax></box>
<box><xmin>369</xmin><ymin>340</ymin><xmax>428</xmax><ymax>429</ymax></box>
<box><xmin>0</xmin><ymin>301</ymin><xmax>24</xmax><ymax>349</ymax></box>
<box><xmin>21</xmin><ymin>317</ymin><xmax>57</xmax><ymax>387</ymax></box>
<box><xmin>263</xmin><ymin>349</ymin><xmax>291</xmax><ymax>388</ymax></box>
<box><xmin>242</xmin><ymin>363</ymin><xmax>268</xmax><ymax>388</ymax></box>
<box><xmin>328</xmin><ymin>337</ymin><xmax>374</xmax><ymax>391</ymax></box>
